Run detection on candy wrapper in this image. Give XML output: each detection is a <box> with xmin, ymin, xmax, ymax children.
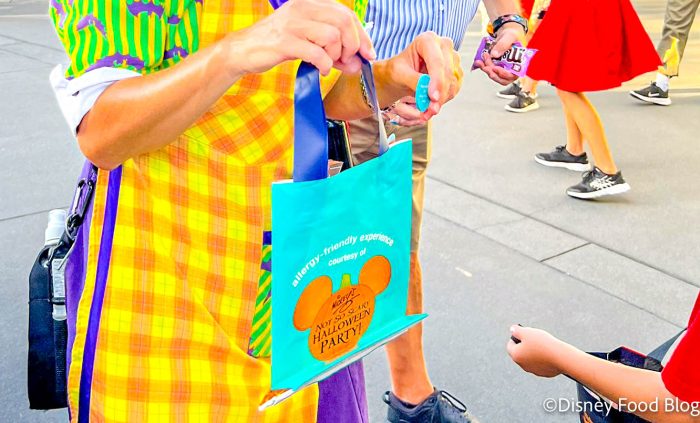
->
<box><xmin>471</xmin><ymin>36</ymin><xmax>537</xmax><ymax>78</ymax></box>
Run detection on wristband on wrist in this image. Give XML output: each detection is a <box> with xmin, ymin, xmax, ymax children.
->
<box><xmin>490</xmin><ymin>14</ymin><xmax>528</xmax><ymax>37</ymax></box>
<box><xmin>360</xmin><ymin>76</ymin><xmax>376</xmax><ymax>113</ymax></box>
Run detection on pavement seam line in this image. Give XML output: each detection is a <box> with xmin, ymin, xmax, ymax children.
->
<box><xmin>424</xmin><ymin>209</ymin><xmax>686</xmax><ymax>329</ymax></box>
<box><xmin>0</xmin><ymin>46</ymin><xmax>61</xmax><ymax>65</ymax></box>
<box><xmin>539</xmin><ymin>242</ymin><xmax>591</xmax><ymax>263</ymax></box>
<box><xmin>0</xmin><ymin>66</ymin><xmax>49</xmax><ymax>75</ymax></box>
<box><xmin>471</xmin><ymin>215</ymin><xmax>527</xmax><ymax>232</ymax></box>
<box><xmin>426</xmin><ymin>174</ymin><xmax>700</xmax><ymax>288</ymax></box>
<box><xmin>0</xmin><ymin>205</ymin><xmax>69</xmax><ymax>224</ymax></box>
<box><xmin>0</xmin><ymin>32</ymin><xmax>65</xmax><ymax>53</ymax></box>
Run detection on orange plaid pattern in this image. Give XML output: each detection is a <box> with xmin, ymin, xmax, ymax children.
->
<box><xmin>65</xmin><ymin>0</ymin><xmax>362</xmax><ymax>421</ymax></box>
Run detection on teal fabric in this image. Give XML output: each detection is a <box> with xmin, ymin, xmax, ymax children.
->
<box><xmin>271</xmin><ymin>139</ymin><xmax>424</xmax><ymax>391</ymax></box>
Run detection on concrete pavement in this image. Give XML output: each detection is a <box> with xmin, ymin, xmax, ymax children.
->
<box><xmin>1</xmin><ymin>0</ymin><xmax>698</xmax><ymax>422</ymax></box>
<box><xmin>365</xmin><ymin>2</ymin><xmax>700</xmax><ymax>421</ymax></box>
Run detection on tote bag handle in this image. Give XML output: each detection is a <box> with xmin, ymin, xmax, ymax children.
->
<box><xmin>293</xmin><ymin>59</ymin><xmax>389</xmax><ymax>182</ymax></box>
<box><xmin>268</xmin><ymin>0</ymin><xmax>387</xmax><ymax>182</ymax></box>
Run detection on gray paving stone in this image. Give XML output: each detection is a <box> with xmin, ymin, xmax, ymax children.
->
<box><xmin>365</xmin><ymin>216</ymin><xmax>681</xmax><ymax>423</ymax></box>
<box><xmin>432</xmin><ymin>30</ymin><xmax>700</xmax><ymax>285</ymax></box>
<box><xmin>424</xmin><ymin>177</ymin><xmax>522</xmax><ymax>230</ymax></box>
<box><xmin>0</xmin><ymin>67</ymin><xmax>83</xmax><ymax>220</ymax></box>
<box><xmin>0</xmin><ymin>34</ymin><xmax>15</xmax><ymax>46</ymax></box>
<box><xmin>0</xmin><ymin>49</ymin><xmax>42</xmax><ymax>73</ymax></box>
<box><xmin>477</xmin><ymin>217</ymin><xmax>588</xmax><ymax>262</ymax></box>
<box><xmin>1</xmin><ymin>41</ymin><xmax>69</xmax><ymax>65</ymax></box>
<box><xmin>545</xmin><ymin>244</ymin><xmax>699</xmax><ymax>327</ymax></box>
<box><xmin>0</xmin><ymin>18</ymin><xmax>64</xmax><ymax>52</ymax></box>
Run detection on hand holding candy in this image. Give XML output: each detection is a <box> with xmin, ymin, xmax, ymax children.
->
<box><xmin>472</xmin><ymin>36</ymin><xmax>537</xmax><ymax>84</ymax></box>
<box><xmin>507</xmin><ymin>325</ymin><xmax>566</xmax><ymax>378</ymax></box>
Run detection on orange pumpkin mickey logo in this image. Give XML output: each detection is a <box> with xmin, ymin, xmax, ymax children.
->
<box><xmin>293</xmin><ymin>255</ymin><xmax>391</xmax><ymax>362</ymax></box>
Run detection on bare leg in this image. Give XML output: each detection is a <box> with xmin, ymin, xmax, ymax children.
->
<box><xmin>521</xmin><ymin>77</ymin><xmax>539</xmax><ymax>96</ymax></box>
<box><xmin>558</xmin><ymin>93</ymin><xmax>584</xmax><ymax>156</ymax></box>
<box><xmin>384</xmin><ymin>252</ymin><xmax>433</xmax><ymax>404</ymax></box>
<box><xmin>557</xmin><ymin>89</ymin><xmax>618</xmax><ymax>174</ymax></box>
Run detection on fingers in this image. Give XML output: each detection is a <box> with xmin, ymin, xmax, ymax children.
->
<box><xmin>383</xmin><ymin>100</ymin><xmax>426</xmax><ymax>127</ymax></box>
<box><xmin>492</xmin><ymin>67</ymin><xmax>518</xmax><ymax>84</ymax></box>
<box><xmin>390</xmin><ymin>117</ymin><xmax>426</xmax><ymax>127</ymax></box>
<box><xmin>399</xmin><ymin>95</ymin><xmax>416</xmax><ymax>105</ymax></box>
<box><xmin>477</xmin><ymin>52</ymin><xmax>516</xmax><ymax>85</ymax></box>
<box><xmin>434</xmin><ymin>37</ymin><xmax>458</xmax><ymax>109</ymax></box>
<box><xmin>243</xmin><ymin>0</ymin><xmax>374</xmax><ymax>75</ymax></box>
<box><xmin>392</xmin><ymin>101</ymin><xmax>424</xmax><ymax>121</ymax></box>
<box><xmin>506</xmin><ymin>338</ymin><xmax>519</xmax><ymax>359</ymax></box>
<box><xmin>491</xmin><ymin>26</ymin><xmax>524</xmax><ymax>58</ymax></box>
<box><xmin>510</xmin><ymin>324</ymin><xmax>525</xmax><ymax>339</ymax></box>
<box><xmin>490</xmin><ymin>36</ymin><xmax>509</xmax><ymax>58</ymax></box>
<box><xmin>301</xmin><ymin>22</ymin><xmax>342</xmax><ymax>64</ymax></box>
<box><xmin>440</xmin><ymin>38</ymin><xmax>459</xmax><ymax>102</ymax></box>
<box><xmin>411</xmin><ymin>33</ymin><xmax>464</xmax><ymax>118</ymax></box>
<box><xmin>307</xmin><ymin>1</ymin><xmax>375</xmax><ymax>68</ymax></box>
<box><xmin>507</xmin><ymin>325</ymin><xmax>528</xmax><ymax>361</ymax></box>
<box><xmin>414</xmin><ymin>32</ymin><xmax>447</xmax><ymax>104</ymax></box>
<box><xmin>355</xmin><ymin>17</ymin><xmax>376</xmax><ymax>62</ymax></box>
<box><xmin>447</xmin><ymin>51</ymin><xmax>463</xmax><ymax>100</ymax></box>
<box><xmin>287</xmin><ymin>37</ymin><xmax>334</xmax><ymax>75</ymax></box>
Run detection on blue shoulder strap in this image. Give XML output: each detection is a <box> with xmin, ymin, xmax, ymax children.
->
<box><xmin>293</xmin><ymin>62</ymin><xmax>329</xmax><ymax>182</ymax></box>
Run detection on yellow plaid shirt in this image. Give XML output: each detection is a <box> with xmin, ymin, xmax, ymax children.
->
<box><xmin>52</xmin><ymin>0</ymin><xmax>364</xmax><ymax>421</ymax></box>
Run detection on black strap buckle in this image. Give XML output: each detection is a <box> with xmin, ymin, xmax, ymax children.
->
<box><xmin>65</xmin><ymin>173</ymin><xmax>96</xmax><ymax>241</ymax></box>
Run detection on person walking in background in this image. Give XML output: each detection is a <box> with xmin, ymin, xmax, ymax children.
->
<box><xmin>349</xmin><ymin>1</ymin><xmax>525</xmax><ymax>421</ymax></box>
<box><xmin>527</xmin><ymin>0</ymin><xmax>661</xmax><ymax>199</ymax></box>
<box><xmin>630</xmin><ymin>0</ymin><xmax>698</xmax><ymax>106</ymax></box>
<box><xmin>497</xmin><ymin>0</ymin><xmax>547</xmax><ymax>113</ymax></box>
<box><xmin>48</xmin><ymin>0</ymin><xmax>464</xmax><ymax>420</ymax></box>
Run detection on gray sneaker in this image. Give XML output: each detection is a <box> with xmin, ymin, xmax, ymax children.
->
<box><xmin>535</xmin><ymin>145</ymin><xmax>591</xmax><ymax>172</ymax></box>
<box><xmin>384</xmin><ymin>390</ymin><xmax>481</xmax><ymax>423</ymax></box>
<box><xmin>505</xmin><ymin>92</ymin><xmax>540</xmax><ymax>113</ymax></box>
<box><xmin>630</xmin><ymin>82</ymin><xmax>671</xmax><ymax>106</ymax></box>
<box><xmin>566</xmin><ymin>167</ymin><xmax>631</xmax><ymax>199</ymax></box>
<box><xmin>496</xmin><ymin>81</ymin><xmax>521</xmax><ymax>99</ymax></box>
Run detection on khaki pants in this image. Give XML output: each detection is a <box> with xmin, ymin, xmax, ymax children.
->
<box><xmin>347</xmin><ymin>116</ymin><xmax>431</xmax><ymax>253</ymax></box>
<box><xmin>658</xmin><ymin>0</ymin><xmax>700</xmax><ymax>76</ymax></box>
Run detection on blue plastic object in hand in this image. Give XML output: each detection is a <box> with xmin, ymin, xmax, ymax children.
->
<box><xmin>415</xmin><ymin>74</ymin><xmax>431</xmax><ymax>112</ymax></box>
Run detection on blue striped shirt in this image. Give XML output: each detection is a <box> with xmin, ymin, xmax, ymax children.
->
<box><xmin>366</xmin><ymin>0</ymin><xmax>481</xmax><ymax>60</ymax></box>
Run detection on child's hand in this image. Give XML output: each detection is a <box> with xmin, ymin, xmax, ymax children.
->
<box><xmin>507</xmin><ymin>325</ymin><xmax>566</xmax><ymax>378</ymax></box>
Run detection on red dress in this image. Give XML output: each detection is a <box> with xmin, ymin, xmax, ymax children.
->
<box><xmin>526</xmin><ymin>0</ymin><xmax>661</xmax><ymax>92</ymax></box>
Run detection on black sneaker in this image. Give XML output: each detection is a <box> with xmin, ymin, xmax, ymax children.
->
<box><xmin>534</xmin><ymin>145</ymin><xmax>591</xmax><ymax>172</ymax></box>
<box><xmin>505</xmin><ymin>91</ymin><xmax>540</xmax><ymax>113</ymax></box>
<box><xmin>630</xmin><ymin>82</ymin><xmax>671</xmax><ymax>106</ymax></box>
<box><xmin>566</xmin><ymin>167</ymin><xmax>631</xmax><ymax>199</ymax></box>
<box><xmin>496</xmin><ymin>81</ymin><xmax>521</xmax><ymax>99</ymax></box>
<box><xmin>384</xmin><ymin>390</ymin><xmax>480</xmax><ymax>423</ymax></box>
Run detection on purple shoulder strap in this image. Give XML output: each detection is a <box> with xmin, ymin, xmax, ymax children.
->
<box><xmin>62</xmin><ymin>161</ymin><xmax>122</xmax><ymax>423</ymax></box>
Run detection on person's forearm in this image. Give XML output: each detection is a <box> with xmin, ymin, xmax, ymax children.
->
<box><xmin>482</xmin><ymin>0</ymin><xmax>520</xmax><ymax>21</ymax></box>
<box><xmin>324</xmin><ymin>60</ymin><xmax>411</xmax><ymax>121</ymax></box>
<box><xmin>560</xmin><ymin>345</ymin><xmax>697</xmax><ymax>422</ymax></box>
<box><xmin>78</xmin><ymin>35</ymin><xmax>245</xmax><ymax>170</ymax></box>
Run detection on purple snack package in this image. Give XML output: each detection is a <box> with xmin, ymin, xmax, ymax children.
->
<box><xmin>471</xmin><ymin>36</ymin><xmax>537</xmax><ymax>78</ymax></box>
